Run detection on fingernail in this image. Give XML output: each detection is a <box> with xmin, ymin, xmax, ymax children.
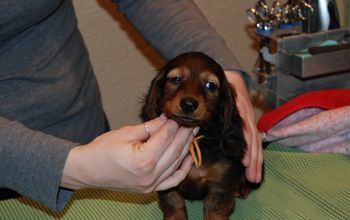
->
<box><xmin>256</xmin><ymin>173</ymin><xmax>262</xmax><ymax>183</ymax></box>
<box><xmin>193</xmin><ymin>127</ymin><xmax>200</xmax><ymax>136</ymax></box>
<box><xmin>160</xmin><ymin>113</ymin><xmax>167</xmax><ymax>120</ymax></box>
<box><xmin>189</xmin><ymin>155</ymin><xmax>194</xmax><ymax>164</ymax></box>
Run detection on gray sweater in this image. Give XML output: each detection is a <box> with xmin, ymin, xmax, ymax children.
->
<box><xmin>0</xmin><ymin>0</ymin><xmax>245</xmax><ymax>211</ymax></box>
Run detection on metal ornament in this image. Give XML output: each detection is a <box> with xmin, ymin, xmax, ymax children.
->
<box><xmin>247</xmin><ymin>0</ymin><xmax>314</xmax><ymax>32</ymax></box>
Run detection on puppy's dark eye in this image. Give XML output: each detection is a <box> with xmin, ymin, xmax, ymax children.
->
<box><xmin>204</xmin><ymin>81</ymin><xmax>218</xmax><ymax>92</ymax></box>
<box><xmin>168</xmin><ymin>76</ymin><xmax>182</xmax><ymax>84</ymax></box>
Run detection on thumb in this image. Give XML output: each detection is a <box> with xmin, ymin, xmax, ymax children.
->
<box><xmin>133</xmin><ymin>114</ymin><xmax>168</xmax><ymax>141</ymax></box>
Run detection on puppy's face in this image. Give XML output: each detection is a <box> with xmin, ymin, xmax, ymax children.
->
<box><xmin>161</xmin><ymin>66</ymin><xmax>220</xmax><ymax>127</ymax></box>
<box><xmin>142</xmin><ymin>52</ymin><xmax>244</xmax><ymax>156</ymax></box>
<box><xmin>142</xmin><ymin>52</ymin><xmax>234</xmax><ymax>130</ymax></box>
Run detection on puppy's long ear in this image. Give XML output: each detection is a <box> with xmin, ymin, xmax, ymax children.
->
<box><xmin>140</xmin><ymin>72</ymin><xmax>165</xmax><ymax>121</ymax></box>
<box><xmin>220</xmin><ymin>82</ymin><xmax>246</xmax><ymax>158</ymax></box>
<box><xmin>222</xmin><ymin>82</ymin><xmax>234</xmax><ymax>132</ymax></box>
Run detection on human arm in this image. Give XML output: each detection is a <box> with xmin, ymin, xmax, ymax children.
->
<box><xmin>112</xmin><ymin>0</ymin><xmax>262</xmax><ymax>183</ymax></box>
<box><xmin>1</xmin><ymin>115</ymin><xmax>196</xmax><ymax>211</ymax></box>
<box><xmin>0</xmin><ymin>117</ymin><xmax>75</xmax><ymax>211</ymax></box>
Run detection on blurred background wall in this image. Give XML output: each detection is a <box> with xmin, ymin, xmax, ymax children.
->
<box><xmin>72</xmin><ymin>0</ymin><xmax>349</xmax><ymax>129</ymax></box>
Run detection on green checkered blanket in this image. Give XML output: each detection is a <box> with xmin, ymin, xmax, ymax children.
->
<box><xmin>1</xmin><ymin>143</ymin><xmax>349</xmax><ymax>219</ymax></box>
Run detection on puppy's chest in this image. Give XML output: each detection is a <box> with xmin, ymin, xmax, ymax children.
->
<box><xmin>177</xmin><ymin>161</ymin><xmax>232</xmax><ymax>199</ymax></box>
<box><xmin>187</xmin><ymin>161</ymin><xmax>230</xmax><ymax>184</ymax></box>
<box><xmin>176</xmin><ymin>137</ymin><xmax>241</xmax><ymax>198</ymax></box>
<box><xmin>187</xmin><ymin>138</ymin><xmax>230</xmax><ymax>184</ymax></box>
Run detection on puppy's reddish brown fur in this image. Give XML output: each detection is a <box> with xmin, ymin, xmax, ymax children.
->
<box><xmin>141</xmin><ymin>52</ymin><xmax>260</xmax><ymax>220</ymax></box>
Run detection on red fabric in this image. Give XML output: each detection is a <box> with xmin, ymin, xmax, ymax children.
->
<box><xmin>257</xmin><ymin>89</ymin><xmax>350</xmax><ymax>133</ymax></box>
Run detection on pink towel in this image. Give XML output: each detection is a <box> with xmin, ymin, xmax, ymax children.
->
<box><xmin>258</xmin><ymin>89</ymin><xmax>350</xmax><ymax>155</ymax></box>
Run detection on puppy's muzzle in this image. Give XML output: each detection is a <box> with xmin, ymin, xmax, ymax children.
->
<box><xmin>180</xmin><ymin>97</ymin><xmax>199</xmax><ymax>114</ymax></box>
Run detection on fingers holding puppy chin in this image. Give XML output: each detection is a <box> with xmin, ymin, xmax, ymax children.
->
<box><xmin>151</xmin><ymin>127</ymin><xmax>195</xmax><ymax>181</ymax></box>
<box><xmin>141</xmin><ymin>119</ymin><xmax>180</xmax><ymax>157</ymax></box>
<box><xmin>130</xmin><ymin>130</ymin><xmax>195</xmax><ymax>193</ymax></box>
<box><xmin>61</xmin><ymin>115</ymin><xmax>196</xmax><ymax>194</ymax></box>
<box><xmin>153</xmin><ymin>155</ymin><xmax>193</xmax><ymax>192</ymax></box>
<box><xmin>131</xmin><ymin>114</ymin><xmax>168</xmax><ymax>141</ymax></box>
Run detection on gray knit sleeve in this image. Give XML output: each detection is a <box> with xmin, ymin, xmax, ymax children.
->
<box><xmin>112</xmin><ymin>0</ymin><xmax>250</xmax><ymax>84</ymax></box>
<box><xmin>0</xmin><ymin>117</ymin><xmax>76</xmax><ymax>211</ymax></box>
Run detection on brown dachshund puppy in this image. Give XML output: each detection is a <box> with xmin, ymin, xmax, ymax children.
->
<box><xmin>141</xmin><ymin>52</ymin><xmax>258</xmax><ymax>220</ymax></box>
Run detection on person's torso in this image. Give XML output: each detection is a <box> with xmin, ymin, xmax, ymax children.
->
<box><xmin>0</xmin><ymin>0</ymin><xmax>106</xmax><ymax>143</ymax></box>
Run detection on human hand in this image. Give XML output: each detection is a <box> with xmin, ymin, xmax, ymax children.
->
<box><xmin>225</xmin><ymin>71</ymin><xmax>263</xmax><ymax>183</ymax></box>
<box><xmin>61</xmin><ymin>115</ymin><xmax>198</xmax><ymax>193</ymax></box>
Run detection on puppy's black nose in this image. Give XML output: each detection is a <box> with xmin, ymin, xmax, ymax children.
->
<box><xmin>180</xmin><ymin>97</ymin><xmax>199</xmax><ymax>113</ymax></box>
